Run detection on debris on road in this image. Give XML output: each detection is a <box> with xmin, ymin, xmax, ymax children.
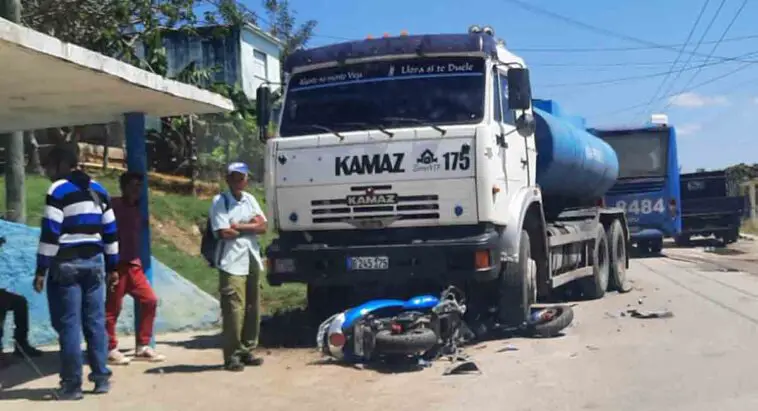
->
<box><xmin>626</xmin><ymin>309</ymin><xmax>674</xmax><ymax>319</ymax></box>
<box><xmin>442</xmin><ymin>354</ymin><xmax>482</xmax><ymax>376</ymax></box>
<box><xmin>496</xmin><ymin>344</ymin><xmax>519</xmax><ymax>353</ymax></box>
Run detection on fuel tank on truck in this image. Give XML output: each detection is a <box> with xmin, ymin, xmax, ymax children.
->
<box><xmin>533</xmin><ymin>99</ymin><xmax>619</xmax><ymax>202</ymax></box>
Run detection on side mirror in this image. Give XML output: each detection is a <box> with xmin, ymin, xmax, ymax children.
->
<box><xmin>507</xmin><ymin>68</ymin><xmax>532</xmax><ymax>111</ymax></box>
<box><xmin>256</xmin><ymin>86</ymin><xmax>272</xmax><ymax>141</ymax></box>
<box><xmin>515</xmin><ymin>112</ymin><xmax>535</xmax><ymax>137</ymax></box>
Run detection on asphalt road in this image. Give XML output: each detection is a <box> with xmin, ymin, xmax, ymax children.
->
<box><xmin>3</xmin><ymin>247</ymin><xmax>758</xmax><ymax>411</ymax></box>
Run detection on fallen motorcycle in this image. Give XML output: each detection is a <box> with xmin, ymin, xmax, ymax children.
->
<box><xmin>316</xmin><ymin>287</ymin><xmax>576</xmax><ymax>365</ymax></box>
<box><xmin>316</xmin><ymin>287</ymin><xmax>472</xmax><ymax>364</ymax></box>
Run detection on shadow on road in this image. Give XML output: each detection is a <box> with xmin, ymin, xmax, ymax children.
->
<box><xmin>0</xmin><ymin>351</ymin><xmax>58</xmax><ymax>391</ymax></box>
<box><xmin>144</xmin><ymin>364</ymin><xmax>224</xmax><ymax>374</ymax></box>
<box><xmin>162</xmin><ymin>309</ymin><xmax>318</xmax><ymax>352</ymax></box>
<box><xmin>0</xmin><ymin>387</ymin><xmax>58</xmax><ymax>402</ymax></box>
<box><xmin>307</xmin><ymin>357</ymin><xmax>427</xmax><ymax>374</ymax></box>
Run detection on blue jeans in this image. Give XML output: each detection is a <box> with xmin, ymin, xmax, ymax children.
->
<box><xmin>47</xmin><ymin>254</ymin><xmax>112</xmax><ymax>388</ymax></box>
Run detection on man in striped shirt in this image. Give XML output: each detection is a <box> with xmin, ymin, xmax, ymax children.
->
<box><xmin>34</xmin><ymin>146</ymin><xmax>119</xmax><ymax>400</ymax></box>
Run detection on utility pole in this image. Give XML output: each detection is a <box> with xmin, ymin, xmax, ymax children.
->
<box><xmin>1</xmin><ymin>0</ymin><xmax>26</xmax><ymax>223</ymax></box>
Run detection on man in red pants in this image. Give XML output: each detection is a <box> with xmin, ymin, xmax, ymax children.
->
<box><xmin>105</xmin><ymin>172</ymin><xmax>165</xmax><ymax>365</ymax></box>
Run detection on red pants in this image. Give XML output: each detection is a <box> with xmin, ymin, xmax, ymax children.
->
<box><xmin>105</xmin><ymin>263</ymin><xmax>158</xmax><ymax>350</ymax></box>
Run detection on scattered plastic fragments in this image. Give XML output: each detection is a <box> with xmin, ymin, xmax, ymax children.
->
<box><xmin>443</xmin><ymin>354</ymin><xmax>482</xmax><ymax>376</ymax></box>
<box><xmin>626</xmin><ymin>309</ymin><xmax>674</xmax><ymax>319</ymax></box>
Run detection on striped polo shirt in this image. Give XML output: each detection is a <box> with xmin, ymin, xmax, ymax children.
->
<box><xmin>36</xmin><ymin>170</ymin><xmax>120</xmax><ymax>274</ymax></box>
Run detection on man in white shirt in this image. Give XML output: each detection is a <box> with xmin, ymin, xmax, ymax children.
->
<box><xmin>209</xmin><ymin>162</ymin><xmax>268</xmax><ymax>371</ymax></box>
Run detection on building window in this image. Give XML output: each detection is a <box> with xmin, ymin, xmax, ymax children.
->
<box><xmin>253</xmin><ymin>49</ymin><xmax>268</xmax><ymax>84</ymax></box>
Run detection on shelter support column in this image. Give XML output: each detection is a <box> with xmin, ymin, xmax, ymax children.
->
<box><xmin>124</xmin><ymin>112</ymin><xmax>154</xmax><ymax>346</ymax></box>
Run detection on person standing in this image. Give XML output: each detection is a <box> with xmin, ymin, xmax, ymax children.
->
<box><xmin>210</xmin><ymin>162</ymin><xmax>267</xmax><ymax>371</ymax></box>
<box><xmin>105</xmin><ymin>172</ymin><xmax>166</xmax><ymax>365</ymax></box>
<box><xmin>34</xmin><ymin>146</ymin><xmax>118</xmax><ymax>400</ymax></box>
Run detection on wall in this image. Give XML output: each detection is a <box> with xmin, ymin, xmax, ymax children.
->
<box><xmin>0</xmin><ymin>220</ymin><xmax>220</xmax><ymax>348</ymax></box>
<box><xmin>157</xmin><ymin>27</ymin><xmax>241</xmax><ymax>89</ymax></box>
<box><xmin>239</xmin><ymin>24</ymin><xmax>282</xmax><ymax>99</ymax></box>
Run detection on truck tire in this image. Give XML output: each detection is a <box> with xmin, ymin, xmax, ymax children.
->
<box><xmin>580</xmin><ymin>225</ymin><xmax>609</xmax><ymax>300</ymax></box>
<box><xmin>722</xmin><ymin>229</ymin><xmax>739</xmax><ymax>245</ymax></box>
<box><xmin>497</xmin><ymin>230</ymin><xmax>536</xmax><ymax>327</ymax></box>
<box><xmin>524</xmin><ymin>305</ymin><xmax>574</xmax><ymax>338</ymax></box>
<box><xmin>606</xmin><ymin>220</ymin><xmax>629</xmax><ymax>293</ymax></box>
<box><xmin>374</xmin><ymin>328</ymin><xmax>439</xmax><ymax>355</ymax></box>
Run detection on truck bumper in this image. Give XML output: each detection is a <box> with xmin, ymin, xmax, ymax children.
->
<box><xmin>266</xmin><ymin>230</ymin><xmax>502</xmax><ymax>287</ymax></box>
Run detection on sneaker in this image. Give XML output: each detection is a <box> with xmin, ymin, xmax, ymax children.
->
<box><xmin>133</xmin><ymin>346</ymin><xmax>166</xmax><ymax>362</ymax></box>
<box><xmin>108</xmin><ymin>349</ymin><xmax>131</xmax><ymax>366</ymax></box>
<box><xmin>54</xmin><ymin>386</ymin><xmax>84</xmax><ymax>401</ymax></box>
<box><xmin>224</xmin><ymin>357</ymin><xmax>244</xmax><ymax>372</ymax></box>
<box><xmin>93</xmin><ymin>380</ymin><xmax>111</xmax><ymax>394</ymax></box>
<box><xmin>240</xmin><ymin>353</ymin><xmax>264</xmax><ymax>366</ymax></box>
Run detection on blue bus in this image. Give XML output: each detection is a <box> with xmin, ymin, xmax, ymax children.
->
<box><xmin>590</xmin><ymin>116</ymin><xmax>681</xmax><ymax>254</ymax></box>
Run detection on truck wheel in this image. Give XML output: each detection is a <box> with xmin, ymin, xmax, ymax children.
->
<box><xmin>723</xmin><ymin>229</ymin><xmax>739</xmax><ymax>245</ymax></box>
<box><xmin>374</xmin><ymin>328</ymin><xmax>439</xmax><ymax>355</ymax></box>
<box><xmin>524</xmin><ymin>305</ymin><xmax>574</xmax><ymax>338</ymax></box>
<box><xmin>498</xmin><ymin>230</ymin><xmax>536</xmax><ymax>327</ymax></box>
<box><xmin>580</xmin><ymin>225</ymin><xmax>609</xmax><ymax>300</ymax></box>
<box><xmin>606</xmin><ymin>220</ymin><xmax>629</xmax><ymax>293</ymax></box>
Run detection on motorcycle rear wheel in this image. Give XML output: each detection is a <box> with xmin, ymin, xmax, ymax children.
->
<box><xmin>374</xmin><ymin>328</ymin><xmax>438</xmax><ymax>355</ymax></box>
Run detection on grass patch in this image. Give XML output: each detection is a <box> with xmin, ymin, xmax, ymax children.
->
<box><xmin>743</xmin><ymin>220</ymin><xmax>758</xmax><ymax>235</ymax></box>
<box><xmin>0</xmin><ymin>172</ymin><xmax>305</xmax><ymax>314</ymax></box>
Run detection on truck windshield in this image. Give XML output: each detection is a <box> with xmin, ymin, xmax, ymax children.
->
<box><xmin>598</xmin><ymin>130</ymin><xmax>669</xmax><ymax>179</ymax></box>
<box><xmin>279</xmin><ymin>56</ymin><xmax>486</xmax><ymax>137</ymax></box>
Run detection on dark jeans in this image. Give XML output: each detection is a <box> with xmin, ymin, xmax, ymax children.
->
<box><xmin>47</xmin><ymin>254</ymin><xmax>111</xmax><ymax>388</ymax></box>
<box><xmin>0</xmin><ymin>289</ymin><xmax>29</xmax><ymax>350</ymax></box>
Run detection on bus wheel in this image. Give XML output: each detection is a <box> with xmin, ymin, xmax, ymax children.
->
<box><xmin>607</xmin><ymin>220</ymin><xmax>629</xmax><ymax>293</ymax></box>
<box><xmin>580</xmin><ymin>225</ymin><xmax>610</xmax><ymax>300</ymax></box>
<box><xmin>650</xmin><ymin>238</ymin><xmax>663</xmax><ymax>254</ymax></box>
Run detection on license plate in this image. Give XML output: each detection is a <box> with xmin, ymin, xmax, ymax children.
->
<box><xmin>347</xmin><ymin>256</ymin><xmax>389</xmax><ymax>270</ymax></box>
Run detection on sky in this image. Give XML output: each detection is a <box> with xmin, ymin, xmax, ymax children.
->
<box><xmin>244</xmin><ymin>0</ymin><xmax>758</xmax><ymax>172</ymax></box>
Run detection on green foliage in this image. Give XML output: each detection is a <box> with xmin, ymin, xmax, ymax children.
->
<box><xmin>0</xmin><ymin>173</ymin><xmax>305</xmax><ymax>312</ymax></box>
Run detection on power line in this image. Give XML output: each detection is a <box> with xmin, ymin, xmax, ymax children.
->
<box><xmin>594</xmin><ymin>51</ymin><xmax>758</xmax><ymax>117</ymax></box>
<box><xmin>664</xmin><ymin>0</ymin><xmax>750</xmax><ymax>111</ymax></box>
<box><xmin>654</xmin><ymin>0</ymin><xmax>729</xmax><ymax>115</ymax></box>
<box><xmin>639</xmin><ymin>0</ymin><xmax>711</xmax><ymax>119</ymax></box>
<box><xmin>499</xmin><ymin>0</ymin><xmax>755</xmax><ymax>64</ymax></box>
<box><xmin>538</xmin><ymin>52</ymin><xmax>758</xmax><ymax>88</ymax></box>
<box><xmin>512</xmin><ymin>33</ymin><xmax>758</xmax><ymax>53</ymax></box>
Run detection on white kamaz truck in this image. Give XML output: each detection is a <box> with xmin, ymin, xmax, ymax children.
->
<box><xmin>257</xmin><ymin>26</ymin><xmax>631</xmax><ymax>330</ymax></box>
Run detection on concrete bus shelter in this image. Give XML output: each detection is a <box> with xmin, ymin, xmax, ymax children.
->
<box><xmin>0</xmin><ymin>16</ymin><xmax>233</xmax><ymax>323</ymax></box>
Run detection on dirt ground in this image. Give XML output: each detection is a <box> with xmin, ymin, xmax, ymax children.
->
<box><xmin>5</xmin><ymin>240</ymin><xmax>758</xmax><ymax>410</ymax></box>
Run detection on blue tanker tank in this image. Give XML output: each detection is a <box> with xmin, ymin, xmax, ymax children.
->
<box><xmin>533</xmin><ymin>99</ymin><xmax>619</xmax><ymax>202</ymax></box>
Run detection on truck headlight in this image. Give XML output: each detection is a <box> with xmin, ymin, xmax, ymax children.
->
<box><xmin>273</xmin><ymin>258</ymin><xmax>296</xmax><ymax>273</ymax></box>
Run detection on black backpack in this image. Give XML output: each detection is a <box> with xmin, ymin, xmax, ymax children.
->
<box><xmin>200</xmin><ymin>193</ymin><xmax>230</xmax><ymax>268</ymax></box>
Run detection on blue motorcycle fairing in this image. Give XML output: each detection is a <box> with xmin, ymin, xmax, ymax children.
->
<box><xmin>402</xmin><ymin>295</ymin><xmax>440</xmax><ymax>310</ymax></box>
<box><xmin>342</xmin><ymin>295</ymin><xmax>442</xmax><ymax>329</ymax></box>
<box><xmin>343</xmin><ymin>299</ymin><xmax>406</xmax><ymax>329</ymax></box>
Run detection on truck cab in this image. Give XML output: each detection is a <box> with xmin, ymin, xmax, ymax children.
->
<box><xmin>677</xmin><ymin>170</ymin><xmax>746</xmax><ymax>246</ymax></box>
<box><xmin>258</xmin><ymin>26</ymin><xmax>629</xmax><ymax>328</ymax></box>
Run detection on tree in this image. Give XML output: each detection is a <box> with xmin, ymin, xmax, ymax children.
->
<box><xmin>21</xmin><ymin>0</ymin><xmax>317</xmax><ymax>182</ymax></box>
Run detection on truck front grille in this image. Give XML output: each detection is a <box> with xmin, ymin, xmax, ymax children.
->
<box><xmin>310</xmin><ymin>185</ymin><xmax>440</xmax><ymax>224</ymax></box>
